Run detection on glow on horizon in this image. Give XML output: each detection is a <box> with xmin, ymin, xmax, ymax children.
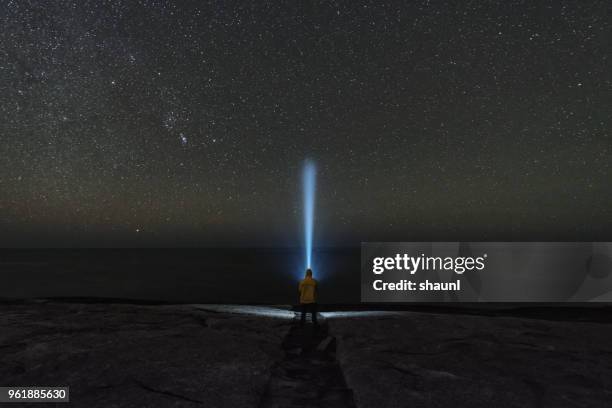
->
<box><xmin>303</xmin><ymin>160</ymin><xmax>316</xmax><ymax>270</ymax></box>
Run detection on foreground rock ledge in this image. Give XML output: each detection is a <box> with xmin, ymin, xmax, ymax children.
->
<box><xmin>0</xmin><ymin>302</ymin><xmax>291</xmax><ymax>407</ymax></box>
<box><xmin>328</xmin><ymin>311</ymin><xmax>612</xmax><ymax>408</ymax></box>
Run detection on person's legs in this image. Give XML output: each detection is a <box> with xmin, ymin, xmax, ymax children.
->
<box><xmin>300</xmin><ymin>303</ymin><xmax>306</xmax><ymax>325</ymax></box>
<box><xmin>311</xmin><ymin>303</ymin><xmax>318</xmax><ymax>326</ymax></box>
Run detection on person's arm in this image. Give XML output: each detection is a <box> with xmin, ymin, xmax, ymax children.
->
<box><xmin>298</xmin><ymin>282</ymin><xmax>302</xmax><ymax>303</ymax></box>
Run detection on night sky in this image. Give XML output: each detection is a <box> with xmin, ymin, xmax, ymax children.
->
<box><xmin>1</xmin><ymin>1</ymin><xmax>610</xmax><ymax>247</ymax></box>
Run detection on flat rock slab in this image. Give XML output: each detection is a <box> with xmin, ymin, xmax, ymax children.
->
<box><xmin>328</xmin><ymin>311</ymin><xmax>612</xmax><ymax>408</ymax></box>
<box><xmin>260</xmin><ymin>322</ymin><xmax>355</xmax><ymax>408</ymax></box>
<box><xmin>0</xmin><ymin>302</ymin><xmax>291</xmax><ymax>407</ymax></box>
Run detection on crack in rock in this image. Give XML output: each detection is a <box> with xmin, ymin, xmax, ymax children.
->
<box><xmin>133</xmin><ymin>379</ymin><xmax>204</xmax><ymax>405</ymax></box>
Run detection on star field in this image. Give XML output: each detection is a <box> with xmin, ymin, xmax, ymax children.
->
<box><xmin>0</xmin><ymin>1</ymin><xmax>610</xmax><ymax>246</ymax></box>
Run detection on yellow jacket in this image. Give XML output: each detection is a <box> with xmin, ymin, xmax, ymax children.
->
<box><xmin>299</xmin><ymin>276</ymin><xmax>317</xmax><ymax>304</ymax></box>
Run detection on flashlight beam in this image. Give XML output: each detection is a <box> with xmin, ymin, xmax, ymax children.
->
<box><xmin>303</xmin><ymin>160</ymin><xmax>316</xmax><ymax>269</ymax></box>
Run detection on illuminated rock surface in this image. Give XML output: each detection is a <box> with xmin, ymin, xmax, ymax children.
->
<box><xmin>328</xmin><ymin>311</ymin><xmax>612</xmax><ymax>408</ymax></box>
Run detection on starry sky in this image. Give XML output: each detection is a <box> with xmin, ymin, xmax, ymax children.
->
<box><xmin>1</xmin><ymin>1</ymin><xmax>610</xmax><ymax>247</ymax></box>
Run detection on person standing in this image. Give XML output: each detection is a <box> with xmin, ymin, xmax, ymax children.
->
<box><xmin>298</xmin><ymin>268</ymin><xmax>318</xmax><ymax>326</ymax></box>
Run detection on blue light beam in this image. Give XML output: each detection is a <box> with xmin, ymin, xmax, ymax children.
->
<box><xmin>303</xmin><ymin>160</ymin><xmax>316</xmax><ymax>270</ymax></box>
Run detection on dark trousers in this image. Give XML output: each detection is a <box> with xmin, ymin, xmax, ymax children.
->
<box><xmin>300</xmin><ymin>303</ymin><xmax>318</xmax><ymax>325</ymax></box>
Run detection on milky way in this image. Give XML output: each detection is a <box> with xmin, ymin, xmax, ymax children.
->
<box><xmin>0</xmin><ymin>1</ymin><xmax>610</xmax><ymax>246</ymax></box>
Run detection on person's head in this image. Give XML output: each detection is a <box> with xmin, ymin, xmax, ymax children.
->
<box><xmin>305</xmin><ymin>268</ymin><xmax>313</xmax><ymax>278</ymax></box>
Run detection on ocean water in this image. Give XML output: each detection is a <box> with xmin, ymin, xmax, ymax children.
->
<box><xmin>0</xmin><ymin>248</ymin><xmax>360</xmax><ymax>304</ymax></box>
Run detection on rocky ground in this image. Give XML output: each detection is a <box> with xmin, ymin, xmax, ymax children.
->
<box><xmin>260</xmin><ymin>320</ymin><xmax>355</xmax><ymax>408</ymax></box>
<box><xmin>327</xmin><ymin>310</ymin><xmax>612</xmax><ymax>408</ymax></box>
<box><xmin>1</xmin><ymin>303</ymin><xmax>611</xmax><ymax>407</ymax></box>
<box><xmin>0</xmin><ymin>302</ymin><xmax>291</xmax><ymax>407</ymax></box>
